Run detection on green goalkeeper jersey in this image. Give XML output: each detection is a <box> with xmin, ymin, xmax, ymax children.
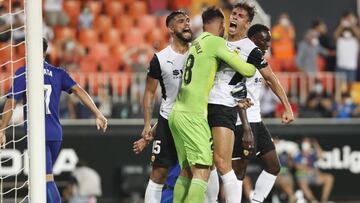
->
<box><xmin>173</xmin><ymin>32</ymin><xmax>256</xmax><ymax>114</ymax></box>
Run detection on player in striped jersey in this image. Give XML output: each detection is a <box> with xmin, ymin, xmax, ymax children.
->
<box><xmin>206</xmin><ymin>3</ymin><xmax>294</xmax><ymax>203</ymax></box>
<box><xmin>138</xmin><ymin>10</ymin><xmax>192</xmax><ymax>203</ymax></box>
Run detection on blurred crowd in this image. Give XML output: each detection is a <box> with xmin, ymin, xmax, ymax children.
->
<box><xmin>0</xmin><ymin>0</ymin><xmax>360</xmax><ymax>119</ymax></box>
<box><xmin>272</xmin><ymin>137</ymin><xmax>334</xmax><ymax>203</ymax></box>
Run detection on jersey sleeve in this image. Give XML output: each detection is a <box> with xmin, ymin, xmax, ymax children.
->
<box><xmin>61</xmin><ymin>69</ymin><xmax>77</xmax><ymax>93</ymax></box>
<box><xmin>248</xmin><ymin>48</ymin><xmax>268</xmax><ymax>69</ymax></box>
<box><xmin>7</xmin><ymin>67</ymin><xmax>26</xmax><ymax>101</ymax></box>
<box><xmin>147</xmin><ymin>54</ymin><xmax>161</xmax><ymax>79</ymax></box>
<box><xmin>213</xmin><ymin>37</ymin><xmax>256</xmax><ymax>77</ymax></box>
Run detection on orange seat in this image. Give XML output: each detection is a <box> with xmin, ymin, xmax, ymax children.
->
<box><xmin>105</xmin><ymin>1</ymin><xmax>125</xmax><ymax>17</ymax></box>
<box><xmin>79</xmin><ymin>29</ymin><xmax>99</xmax><ymax>47</ymax></box>
<box><xmin>100</xmin><ymin>56</ymin><xmax>120</xmax><ymax>72</ymax></box>
<box><xmin>128</xmin><ymin>1</ymin><xmax>148</xmax><ymax>18</ymax></box>
<box><xmin>0</xmin><ymin>45</ymin><xmax>11</xmax><ymax>65</ymax></box>
<box><xmin>95</xmin><ymin>15</ymin><xmax>113</xmax><ymax>33</ymax></box>
<box><xmin>111</xmin><ymin>45</ymin><xmax>127</xmax><ymax>64</ymax></box>
<box><xmin>15</xmin><ymin>42</ymin><xmax>26</xmax><ymax>57</ymax></box>
<box><xmin>55</xmin><ymin>27</ymin><xmax>76</xmax><ymax>41</ymax></box>
<box><xmin>102</xmin><ymin>28</ymin><xmax>121</xmax><ymax>44</ymax></box>
<box><xmin>115</xmin><ymin>15</ymin><xmax>135</xmax><ymax>31</ymax></box>
<box><xmin>137</xmin><ymin>15</ymin><xmax>157</xmax><ymax>34</ymax></box>
<box><xmin>79</xmin><ymin>57</ymin><xmax>99</xmax><ymax>72</ymax></box>
<box><xmin>63</xmin><ymin>0</ymin><xmax>81</xmax><ymax>26</ymax></box>
<box><xmin>86</xmin><ymin>1</ymin><xmax>102</xmax><ymax>19</ymax></box>
<box><xmin>70</xmin><ymin>73</ymin><xmax>87</xmax><ymax>87</ymax></box>
<box><xmin>89</xmin><ymin>43</ymin><xmax>110</xmax><ymax>62</ymax></box>
<box><xmin>158</xmin><ymin>15</ymin><xmax>168</xmax><ymax>35</ymax></box>
<box><xmin>147</xmin><ymin>28</ymin><xmax>167</xmax><ymax>50</ymax></box>
<box><xmin>123</xmin><ymin>27</ymin><xmax>144</xmax><ymax>47</ymax></box>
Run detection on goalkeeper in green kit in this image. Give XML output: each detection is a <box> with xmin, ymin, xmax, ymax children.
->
<box><xmin>168</xmin><ymin>7</ymin><xmax>257</xmax><ymax>203</ymax></box>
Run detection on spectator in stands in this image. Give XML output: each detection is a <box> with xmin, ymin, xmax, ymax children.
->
<box><xmin>296</xmin><ymin>29</ymin><xmax>329</xmax><ymax>73</ymax></box>
<box><xmin>12</xmin><ymin>2</ymin><xmax>25</xmax><ymax>44</ymax></box>
<box><xmin>191</xmin><ymin>3</ymin><xmax>209</xmax><ymax>38</ymax></box>
<box><xmin>294</xmin><ymin>137</ymin><xmax>334</xmax><ymax>203</ymax></box>
<box><xmin>306</xmin><ymin>79</ymin><xmax>333</xmax><ymax>117</ymax></box>
<box><xmin>271</xmin><ymin>13</ymin><xmax>296</xmax><ymax>71</ymax></box>
<box><xmin>123</xmin><ymin>44</ymin><xmax>154</xmax><ymax>73</ymax></box>
<box><xmin>97</xmin><ymin>84</ymin><xmax>112</xmax><ymax>118</ymax></box>
<box><xmin>56</xmin><ymin>37</ymin><xmax>85</xmax><ymax>67</ymax></box>
<box><xmin>334</xmin><ymin>11</ymin><xmax>360</xmax><ymax>82</ymax></box>
<box><xmin>44</xmin><ymin>0</ymin><xmax>69</xmax><ymax>26</ymax></box>
<box><xmin>64</xmin><ymin>160</ymin><xmax>102</xmax><ymax>203</ymax></box>
<box><xmin>332</xmin><ymin>92</ymin><xmax>360</xmax><ymax>118</ymax></box>
<box><xmin>0</xmin><ymin>5</ymin><xmax>11</xmax><ymax>42</ymax></box>
<box><xmin>78</xmin><ymin>5</ymin><xmax>93</xmax><ymax>29</ymax></box>
<box><xmin>43</xmin><ymin>21</ymin><xmax>54</xmax><ymax>42</ymax></box>
<box><xmin>312</xmin><ymin>19</ymin><xmax>336</xmax><ymax>72</ymax></box>
<box><xmin>274</xmin><ymin>137</ymin><xmax>299</xmax><ymax>203</ymax></box>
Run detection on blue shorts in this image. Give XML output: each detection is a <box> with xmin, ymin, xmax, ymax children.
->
<box><xmin>46</xmin><ymin>141</ymin><xmax>62</xmax><ymax>174</ymax></box>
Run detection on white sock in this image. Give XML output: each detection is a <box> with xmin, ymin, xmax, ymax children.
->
<box><xmin>205</xmin><ymin>168</ymin><xmax>219</xmax><ymax>203</ymax></box>
<box><xmin>251</xmin><ymin>170</ymin><xmax>277</xmax><ymax>203</ymax></box>
<box><xmin>144</xmin><ymin>179</ymin><xmax>163</xmax><ymax>203</ymax></box>
<box><xmin>221</xmin><ymin>170</ymin><xmax>242</xmax><ymax>203</ymax></box>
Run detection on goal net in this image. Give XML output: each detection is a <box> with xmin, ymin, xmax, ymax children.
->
<box><xmin>0</xmin><ymin>0</ymin><xmax>46</xmax><ymax>202</ymax></box>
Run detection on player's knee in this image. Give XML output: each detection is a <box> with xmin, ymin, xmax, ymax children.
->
<box><xmin>191</xmin><ymin>164</ymin><xmax>211</xmax><ymax>180</ymax></box>
<box><xmin>150</xmin><ymin>167</ymin><xmax>169</xmax><ymax>184</ymax></box>
<box><xmin>265</xmin><ymin>162</ymin><xmax>281</xmax><ymax>175</ymax></box>
<box><xmin>214</xmin><ymin>155</ymin><xmax>231</xmax><ymax>174</ymax></box>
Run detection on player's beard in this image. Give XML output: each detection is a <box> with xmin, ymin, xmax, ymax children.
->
<box><xmin>175</xmin><ymin>30</ymin><xmax>193</xmax><ymax>44</ymax></box>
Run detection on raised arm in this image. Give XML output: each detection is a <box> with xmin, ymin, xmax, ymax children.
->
<box><xmin>71</xmin><ymin>85</ymin><xmax>107</xmax><ymax>132</ymax></box>
<box><xmin>260</xmin><ymin>65</ymin><xmax>294</xmax><ymax>124</ymax></box>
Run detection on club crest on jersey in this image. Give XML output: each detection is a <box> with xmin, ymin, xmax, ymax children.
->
<box><xmin>243</xmin><ymin>149</ymin><xmax>249</xmax><ymax>156</ymax></box>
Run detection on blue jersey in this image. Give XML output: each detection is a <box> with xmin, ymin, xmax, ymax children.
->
<box><xmin>8</xmin><ymin>62</ymin><xmax>77</xmax><ymax>141</ymax></box>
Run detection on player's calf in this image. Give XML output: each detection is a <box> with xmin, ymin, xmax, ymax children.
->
<box><xmin>150</xmin><ymin>166</ymin><xmax>169</xmax><ymax>184</ymax></box>
<box><xmin>261</xmin><ymin>150</ymin><xmax>281</xmax><ymax>176</ymax></box>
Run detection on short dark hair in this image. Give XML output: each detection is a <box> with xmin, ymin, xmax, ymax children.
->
<box><xmin>166</xmin><ymin>10</ymin><xmax>188</xmax><ymax>27</ymax></box>
<box><xmin>247</xmin><ymin>24</ymin><xmax>270</xmax><ymax>38</ymax></box>
<box><xmin>43</xmin><ymin>38</ymin><xmax>48</xmax><ymax>53</ymax></box>
<box><xmin>233</xmin><ymin>2</ymin><xmax>256</xmax><ymax>22</ymax></box>
<box><xmin>202</xmin><ymin>6</ymin><xmax>224</xmax><ymax>25</ymax></box>
<box><xmin>311</xmin><ymin>19</ymin><xmax>323</xmax><ymax>29</ymax></box>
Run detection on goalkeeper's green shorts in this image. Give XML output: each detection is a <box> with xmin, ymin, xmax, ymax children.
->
<box><xmin>168</xmin><ymin>111</ymin><xmax>213</xmax><ymax>169</ymax></box>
